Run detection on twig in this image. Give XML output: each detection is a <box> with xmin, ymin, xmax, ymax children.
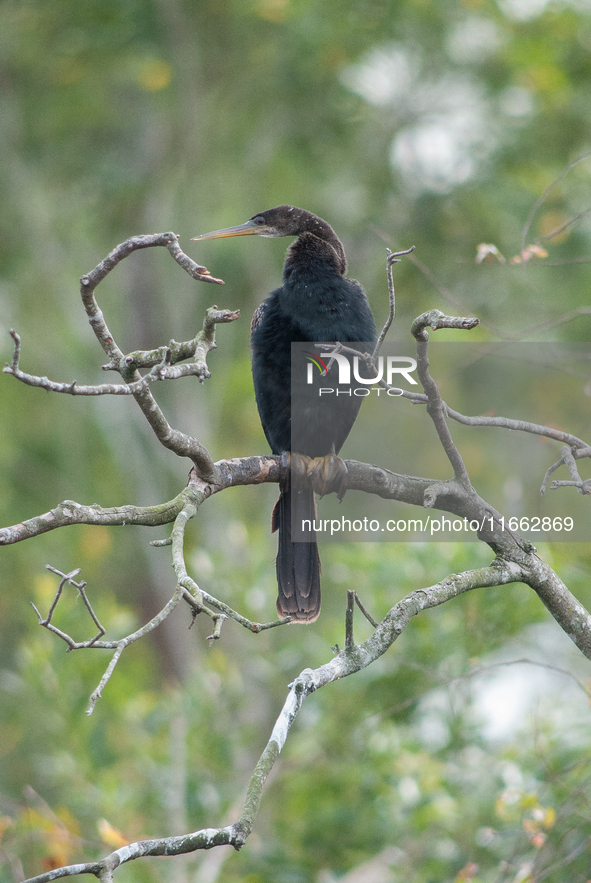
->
<box><xmin>165</xmin><ymin>233</ymin><xmax>225</xmax><ymax>284</ymax></box>
<box><xmin>345</xmin><ymin>590</ymin><xmax>355</xmax><ymax>650</ymax></box>
<box><xmin>4</xmin><ymin>329</ymin><xmax>245</xmax><ymax>396</ymax></box>
<box><xmin>372</xmin><ymin>246</ymin><xmax>415</xmax><ymax>360</ymax></box>
<box><xmin>79</xmin><ymin>232</ymin><xmax>224</xmax><ymax>290</ymax></box>
<box><xmin>30</xmin><ymin>566</ymin><xmax>187</xmax><ymax>714</ymax></box>
<box><xmin>77</xmin><ymin>237</ymin><xmax>228</xmax><ymax>481</ymax></box>
<box><xmin>32</xmin><ymin>566</ymin><xmax>105</xmax><ymax>645</ymax></box>
<box><xmin>353</xmin><ymin>592</ymin><xmax>379</xmax><ymax>628</ymax></box>
<box><xmin>86</xmin><ymin>584</ymin><xmax>186</xmax><ymax>714</ymax></box>
<box><xmin>541</xmin><ymin>444</ymin><xmax>591</xmax><ymax>495</ymax></box>
<box><xmin>550</xmin><ymin>478</ymin><xmax>591</xmax><ymax>493</ymax></box>
<box><xmin>410</xmin><ymin>308</ymin><xmax>479</xmax><ymax>340</ymax></box>
<box><xmin>167</xmin><ymin>487</ymin><xmax>292</xmax><ymax>633</ymax></box>
<box><xmin>102</xmin><ymin>306</ymin><xmax>240</xmax><ymax>379</ymax></box>
<box><xmin>536</xmin><ymin>206</ymin><xmax>591</xmax><ymax>243</ymax></box>
<box><xmin>4</xmin><ymin>236</ymin><xmax>234</xmax><ymax>481</ymax></box>
<box><xmin>447</xmin><ymin>410</ymin><xmax>589</xmax><ymax>454</ymax></box>
<box><xmin>0</xmin><ymin>487</ymin><xmax>201</xmax><ymax>545</ymax></box>
<box><xmin>411</xmin><ymin>311</ymin><xmax>478</xmax><ymax>488</ymax></box>
<box><xmin>521</xmin><ymin>152</ymin><xmax>591</xmax><ymax>251</ymax></box>
<box><xmin>23</xmin><ymin>488</ymin><xmax>292</xmax><ymax>712</ymax></box>
<box><xmin>344</xmin><ymin>590</ymin><xmax>379</xmax><ymax>645</ymax></box>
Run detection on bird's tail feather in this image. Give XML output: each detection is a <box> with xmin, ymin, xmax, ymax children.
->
<box><xmin>272</xmin><ymin>486</ymin><xmax>320</xmax><ymax>622</ymax></box>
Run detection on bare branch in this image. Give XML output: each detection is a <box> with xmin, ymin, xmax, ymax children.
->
<box><xmin>102</xmin><ymin>306</ymin><xmax>240</xmax><ymax>378</ymax></box>
<box><xmin>353</xmin><ymin>592</ymin><xmax>380</xmax><ymax>628</ymax></box>
<box><xmin>523</xmin><ymin>556</ymin><xmax>591</xmax><ymax>659</ymax></box>
<box><xmin>550</xmin><ymin>478</ymin><xmax>591</xmax><ymax>493</ymax></box>
<box><xmin>555</xmin><ymin>445</ymin><xmax>591</xmax><ymax>494</ymax></box>
<box><xmin>4</xmin><ymin>307</ymin><xmax>241</xmax><ymax>396</ymax></box>
<box><xmin>447</xmin><ymin>409</ymin><xmax>589</xmax><ymax>454</ymax></box>
<box><xmin>164</xmin><ymin>233</ymin><xmax>225</xmax><ymax>284</ymax></box>
<box><xmin>372</xmin><ymin>246</ymin><xmax>415</xmax><ymax>360</ymax></box>
<box><xmin>86</xmin><ymin>584</ymin><xmax>186</xmax><ymax>715</ymax></box>
<box><xmin>3</xmin><ymin>236</ymin><xmax>236</xmax><ymax>482</ymax></box>
<box><xmin>80</xmin><ymin>232</ymin><xmax>224</xmax><ymax>290</ymax></box>
<box><xmin>77</xmin><ymin>237</ymin><xmax>229</xmax><ymax>480</ymax></box>
<box><xmin>32</xmin><ymin>566</ymin><xmax>105</xmax><ymax>646</ymax></box>
<box><xmin>30</xmin><ymin>563</ymin><xmax>188</xmax><ymax>713</ymax></box>
<box><xmin>21</xmin><ymin>563</ymin><xmax>528</xmax><ymax>883</ymax></box>
<box><xmin>6</xmin><ymin>226</ymin><xmax>591</xmax><ymax>882</ymax></box>
<box><xmin>4</xmin><ymin>330</ymin><xmax>214</xmax><ymax>397</ymax></box>
<box><xmin>541</xmin><ymin>443</ymin><xmax>591</xmax><ymax>494</ymax></box>
<box><xmin>410</xmin><ymin>312</ymin><xmax>477</xmax><ymax>487</ymax></box>
<box><xmin>21</xmin><ymin>485</ymin><xmax>292</xmax><ymax>714</ymax></box>
<box><xmin>411</xmin><ymin>308</ymin><xmax>479</xmax><ymax>340</ymax></box>
<box><xmin>0</xmin><ymin>488</ymin><xmax>199</xmax><ymax>545</ymax></box>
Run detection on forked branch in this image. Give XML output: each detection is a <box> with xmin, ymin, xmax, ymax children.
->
<box><xmin>7</xmin><ymin>232</ymin><xmax>232</xmax><ymax>481</ymax></box>
<box><xmin>4</xmin><ymin>230</ymin><xmax>591</xmax><ymax>882</ymax></box>
<box><xmin>20</xmin><ymin>562</ymin><xmax>529</xmax><ymax>883</ymax></box>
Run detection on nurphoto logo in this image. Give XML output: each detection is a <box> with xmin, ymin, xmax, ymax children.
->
<box><xmin>305</xmin><ymin>347</ymin><xmax>418</xmax><ymax>396</ymax></box>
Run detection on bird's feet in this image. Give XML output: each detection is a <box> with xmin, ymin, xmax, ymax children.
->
<box><xmin>282</xmin><ymin>451</ymin><xmax>348</xmax><ymax>500</ymax></box>
<box><xmin>307</xmin><ymin>453</ymin><xmax>348</xmax><ymax>500</ymax></box>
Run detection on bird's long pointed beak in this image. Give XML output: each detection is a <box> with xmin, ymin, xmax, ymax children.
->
<box><xmin>192</xmin><ymin>219</ymin><xmax>272</xmax><ymax>241</ymax></box>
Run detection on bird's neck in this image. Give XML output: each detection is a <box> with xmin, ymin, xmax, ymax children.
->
<box><xmin>278</xmin><ymin>235</ymin><xmax>352</xmax><ymax>334</ymax></box>
<box><xmin>287</xmin><ymin>212</ymin><xmax>347</xmax><ymax>276</ymax></box>
<box><xmin>284</xmin><ymin>231</ymin><xmax>347</xmax><ymax>282</ymax></box>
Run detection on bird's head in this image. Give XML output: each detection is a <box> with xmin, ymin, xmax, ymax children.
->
<box><xmin>192</xmin><ymin>206</ymin><xmax>347</xmax><ymax>274</ymax></box>
<box><xmin>192</xmin><ymin>206</ymin><xmax>320</xmax><ymax>241</ymax></box>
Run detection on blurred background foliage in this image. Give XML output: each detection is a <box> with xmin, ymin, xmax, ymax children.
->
<box><xmin>1</xmin><ymin>0</ymin><xmax>591</xmax><ymax>881</ymax></box>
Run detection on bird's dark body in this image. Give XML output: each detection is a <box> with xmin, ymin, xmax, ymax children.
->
<box><xmin>193</xmin><ymin>206</ymin><xmax>376</xmax><ymax>621</ymax></box>
<box><xmin>251</xmin><ymin>253</ymin><xmax>375</xmax><ymax>456</ymax></box>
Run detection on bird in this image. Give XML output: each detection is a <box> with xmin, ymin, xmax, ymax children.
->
<box><xmin>193</xmin><ymin>206</ymin><xmax>376</xmax><ymax>622</ymax></box>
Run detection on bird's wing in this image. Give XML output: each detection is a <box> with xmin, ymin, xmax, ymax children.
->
<box><xmin>250</xmin><ymin>301</ymin><xmax>267</xmax><ymax>337</ymax></box>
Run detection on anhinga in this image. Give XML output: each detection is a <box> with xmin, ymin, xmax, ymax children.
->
<box><xmin>193</xmin><ymin>206</ymin><xmax>376</xmax><ymax>622</ymax></box>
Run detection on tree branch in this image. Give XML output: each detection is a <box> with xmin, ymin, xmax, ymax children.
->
<box><xmin>372</xmin><ymin>245</ymin><xmax>415</xmax><ymax>359</ymax></box>
<box><xmin>5</xmin><ymin>232</ymin><xmax>591</xmax><ymax>881</ymax></box>
<box><xmin>411</xmin><ymin>313</ymin><xmax>476</xmax><ymax>487</ymax></box>
<box><xmin>76</xmin><ymin>235</ymin><xmax>227</xmax><ymax>481</ymax></box>
<box><xmin>20</xmin><ymin>562</ymin><xmax>529</xmax><ymax>883</ymax></box>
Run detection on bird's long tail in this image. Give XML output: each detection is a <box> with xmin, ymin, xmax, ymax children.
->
<box><xmin>272</xmin><ymin>485</ymin><xmax>321</xmax><ymax>622</ymax></box>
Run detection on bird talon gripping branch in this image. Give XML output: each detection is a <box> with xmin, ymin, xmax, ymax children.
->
<box><xmin>306</xmin><ymin>453</ymin><xmax>348</xmax><ymax>501</ymax></box>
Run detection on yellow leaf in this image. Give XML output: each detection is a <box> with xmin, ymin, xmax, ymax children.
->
<box><xmin>98</xmin><ymin>818</ymin><xmax>129</xmax><ymax>848</ymax></box>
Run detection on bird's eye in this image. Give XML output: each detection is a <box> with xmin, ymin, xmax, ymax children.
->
<box><xmin>253</xmin><ymin>216</ymin><xmax>266</xmax><ymax>225</ymax></box>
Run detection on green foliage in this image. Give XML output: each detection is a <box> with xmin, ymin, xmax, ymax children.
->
<box><xmin>2</xmin><ymin>0</ymin><xmax>591</xmax><ymax>881</ymax></box>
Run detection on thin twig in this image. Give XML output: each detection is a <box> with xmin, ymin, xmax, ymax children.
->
<box><xmin>537</xmin><ymin>206</ymin><xmax>591</xmax><ymax>243</ymax></box>
<box><xmin>353</xmin><ymin>592</ymin><xmax>379</xmax><ymax>628</ymax></box>
<box><xmin>521</xmin><ymin>152</ymin><xmax>591</xmax><ymax>250</ymax></box>
<box><xmin>36</xmin><ymin>566</ymin><xmax>106</xmax><ymax>645</ymax></box>
<box><xmin>372</xmin><ymin>246</ymin><xmax>415</xmax><ymax>360</ymax></box>
<box><xmin>411</xmin><ymin>311</ymin><xmax>478</xmax><ymax>488</ymax></box>
<box><xmin>345</xmin><ymin>590</ymin><xmax>355</xmax><ymax>650</ymax></box>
